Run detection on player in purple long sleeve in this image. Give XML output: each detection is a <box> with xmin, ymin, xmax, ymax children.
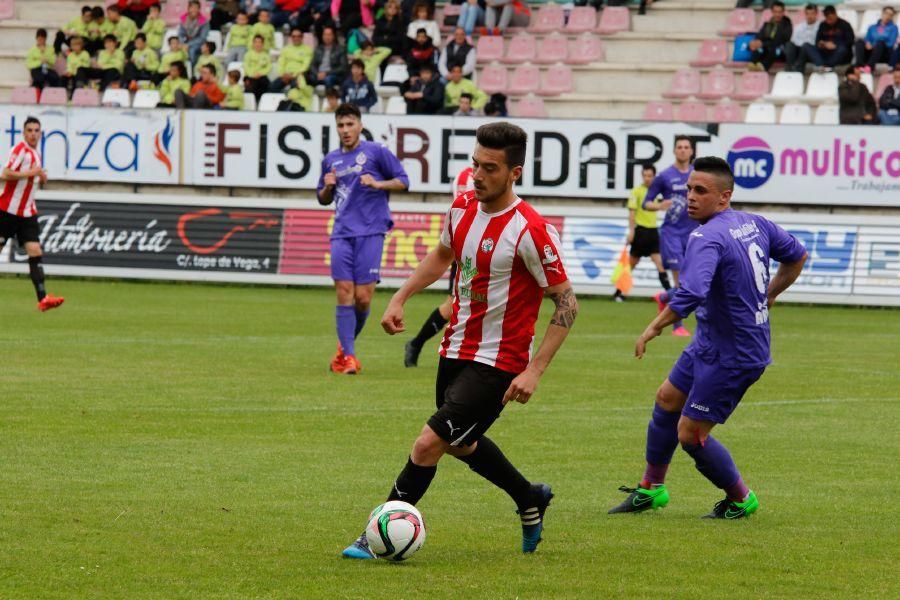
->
<box><xmin>317</xmin><ymin>103</ymin><xmax>410</xmax><ymax>374</ymax></box>
<box><xmin>609</xmin><ymin>157</ymin><xmax>807</xmax><ymax>519</ymax></box>
<box><xmin>642</xmin><ymin>135</ymin><xmax>696</xmax><ymax>337</ymax></box>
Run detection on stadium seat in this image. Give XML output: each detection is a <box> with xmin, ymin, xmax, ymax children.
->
<box><xmin>503</xmin><ymin>33</ymin><xmax>537</xmax><ymax>64</ymax></box>
<box><xmin>758</xmin><ymin>9</ymin><xmax>772</xmax><ymax>28</ymax></box>
<box><xmin>875</xmin><ymin>73</ymin><xmax>892</xmax><ymax>99</ymax></box>
<box><xmin>596</xmin><ymin>6</ymin><xmax>629</xmax><ymax>35</ymax></box>
<box><xmin>385</xmin><ymin>96</ymin><xmax>407</xmax><ymax>115</ymax></box>
<box><xmin>690</xmin><ymin>39</ymin><xmax>728</xmax><ymax>68</ymax></box>
<box><xmin>258</xmin><ymin>93</ymin><xmax>285</xmax><ymax>112</ymax></box>
<box><xmin>476</xmin><ymin>36</ymin><xmax>504</xmax><ymax>62</ymax></box>
<box><xmin>370</xmin><ymin>97</ymin><xmax>384</xmax><ymax>114</ymax></box>
<box><xmin>565</xmin><ymin>33</ymin><xmax>604</xmax><ymax>65</ymax></box>
<box><xmin>766</xmin><ymin>71</ymin><xmax>804</xmax><ymax>100</ymax></box>
<box><xmin>779</xmin><ymin>102</ymin><xmax>811</xmax><ymax>124</ymax></box>
<box><xmin>528</xmin><ymin>4</ymin><xmax>565</xmax><ymax>33</ymax></box>
<box><xmin>859</xmin><ymin>9</ymin><xmax>882</xmax><ymax>35</ymax></box>
<box><xmin>662</xmin><ymin>69</ymin><xmax>701</xmax><ymax>99</ymax></box>
<box><xmin>508</xmin><ymin>64</ymin><xmax>540</xmax><ymax>95</ymax></box>
<box><xmin>302</xmin><ymin>32</ymin><xmax>317</xmax><ymax>49</ymax></box>
<box><xmin>744</xmin><ymin>101</ymin><xmax>776</xmax><ymax>123</ymax></box>
<box><xmin>534</xmin><ymin>33</ymin><xmax>568</xmax><ymax>64</ymax></box>
<box><xmin>162</xmin><ymin>0</ymin><xmax>186</xmax><ymax>26</ymax></box>
<box><xmin>732</xmin><ymin>71</ymin><xmax>770</xmax><ymax>101</ymax></box>
<box><xmin>274</xmin><ymin>32</ymin><xmax>285</xmax><ymax>50</ymax></box>
<box><xmin>206</xmin><ymin>30</ymin><xmax>223</xmax><ymax>52</ymax></box>
<box><xmin>698</xmin><ymin>69</ymin><xmax>735</xmax><ymax>100</ymax></box>
<box><xmin>861</xmin><ymin>72</ymin><xmax>874</xmax><ymax>94</ymax></box>
<box><xmin>837</xmin><ymin>9</ymin><xmax>860</xmax><ymax>35</ymax></box>
<box><xmin>538</xmin><ymin>64</ymin><xmax>573</xmax><ymax>95</ymax></box>
<box><xmin>377</xmin><ymin>63</ymin><xmax>408</xmax><ymax>96</ymax></box>
<box><xmin>712</xmin><ymin>102</ymin><xmax>744</xmax><ymax>123</ymax></box>
<box><xmin>39</xmin><ymin>87</ymin><xmax>68</xmax><ymax>106</ymax></box>
<box><xmin>310</xmin><ymin>94</ymin><xmax>320</xmax><ymax>112</ymax></box>
<box><xmin>719</xmin><ymin>9</ymin><xmax>756</xmax><ymax>37</ymax></box>
<box><xmin>643</xmin><ymin>101</ymin><xmax>674</xmax><ymax>121</ymax></box>
<box><xmin>72</xmin><ymin>88</ymin><xmax>100</xmax><ymax>107</ymax></box>
<box><xmin>805</xmin><ymin>72</ymin><xmax>838</xmax><ymax>101</ymax></box>
<box><xmin>10</xmin><ymin>86</ymin><xmax>37</xmax><ymax>105</ymax></box>
<box><xmin>0</xmin><ymin>0</ymin><xmax>14</xmax><ymax>20</ymax></box>
<box><xmin>813</xmin><ymin>103</ymin><xmax>839</xmax><ymax>125</ymax></box>
<box><xmin>478</xmin><ymin>64</ymin><xmax>509</xmax><ymax>94</ymax></box>
<box><xmin>512</xmin><ymin>95</ymin><xmax>547</xmax><ymax>118</ymax></box>
<box><xmin>566</xmin><ymin>7</ymin><xmax>597</xmax><ymax>33</ymax></box>
<box><xmin>243</xmin><ymin>93</ymin><xmax>257</xmax><ymax>111</ymax></box>
<box><xmin>101</xmin><ymin>88</ymin><xmax>131</xmax><ymax>107</ymax></box>
<box><xmin>133</xmin><ymin>89</ymin><xmax>161</xmax><ymax>108</ymax></box>
<box><xmin>675</xmin><ymin>102</ymin><xmax>709</xmax><ymax>123</ymax></box>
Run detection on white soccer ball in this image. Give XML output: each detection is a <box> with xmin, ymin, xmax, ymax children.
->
<box><xmin>365</xmin><ymin>501</ymin><xmax>426</xmax><ymax>561</ymax></box>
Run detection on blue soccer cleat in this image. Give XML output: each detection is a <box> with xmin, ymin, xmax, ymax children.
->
<box><xmin>341</xmin><ymin>532</ymin><xmax>375</xmax><ymax>559</ymax></box>
<box><xmin>518</xmin><ymin>483</ymin><xmax>554</xmax><ymax>554</ymax></box>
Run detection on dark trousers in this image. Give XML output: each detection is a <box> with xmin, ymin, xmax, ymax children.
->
<box><xmin>174</xmin><ymin>89</ymin><xmax>215</xmax><ymax>108</ymax></box>
<box><xmin>76</xmin><ymin>67</ymin><xmax>121</xmax><ymax>90</ymax></box>
<box><xmin>735</xmin><ymin>0</ymin><xmax>773</xmax><ymax>7</ymax></box>
<box><xmin>784</xmin><ymin>41</ymin><xmax>803</xmax><ymax>71</ymax></box>
<box><xmin>854</xmin><ymin>40</ymin><xmax>890</xmax><ymax>69</ymax></box>
<box><xmin>244</xmin><ymin>76</ymin><xmax>270</xmax><ymax>101</ymax></box>
<box><xmin>31</xmin><ymin>67</ymin><xmax>61</xmax><ymax>89</ymax></box>
<box><xmin>800</xmin><ymin>42</ymin><xmax>850</xmax><ymax>69</ymax></box>
<box><xmin>122</xmin><ymin>5</ymin><xmax>156</xmax><ymax>29</ymax></box>
<box><xmin>752</xmin><ymin>43</ymin><xmax>784</xmax><ymax>71</ymax></box>
<box><xmin>122</xmin><ymin>64</ymin><xmax>154</xmax><ymax>87</ymax></box>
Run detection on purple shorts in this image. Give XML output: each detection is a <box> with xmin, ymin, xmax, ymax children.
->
<box><xmin>659</xmin><ymin>231</ymin><xmax>686</xmax><ymax>271</ymax></box>
<box><xmin>331</xmin><ymin>234</ymin><xmax>385</xmax><ymax>284</ymax></box>
<box><xmin>668</xmin><ymin>350</ymin><xmax>766</xmax><ymax>424</ymax></box>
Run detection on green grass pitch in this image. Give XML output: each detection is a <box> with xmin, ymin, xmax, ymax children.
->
<box><xmin>1</xmin><ymin>277</ymin><xmax>898</xmax><ymax>599</ymax></box>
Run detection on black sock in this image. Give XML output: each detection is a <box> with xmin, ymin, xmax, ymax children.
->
<box><xmin>658</xmin><ymin>271</ymin><xmax>671</xmax><ymax>291</ymax></box>
<box><xmin>411</xmin><ymin>308</ymin><xmax>448</xmax><ymax>348</ymax></box>
<box><xmin>457</xmin><ymin>436</ymin><xmax>531</xmax><ymax>510</ymax></box>
<box><xmin>386</xmin><ymin>457</ymin><xmax>436</xmax><ymax>505</ymax></box>
<box><xmin>28</xmin><ymin>256</ymin><xmax>47</xmax><ymax>301</ymax></box>
<box><xmin>613</xmin><ymin>289</ymin><xmax>624</xmax><ymax>299</ymax></box>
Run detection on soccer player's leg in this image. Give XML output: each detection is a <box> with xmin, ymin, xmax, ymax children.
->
<box><xmin>331</xmin><ymin>238</ymin><xmax>358</xmax><ymax>373</ymax></box>
<box><xmin>351</xmin><ymin>234</ymin><xmax>385</xmax><ymax>345</ymax></box>
<box><xmin>677</xmin><ymin>359</ymin><xmax>766</xmax><ymax>519</ymax></box>
<box><xmin>405</xmin><ymin>263</ymin><xmax>456</xmax><ymax>367</ymax></box>
<box><xmin>609</xmin><ymin>352</ymin><xmax>691</xmax><ymax>514</ymax></box>
<box><xmin>657</xmin><ymin>234</ymin><xmax>689</xmax><ymax>336</ymax></box>
<box><xmin>19</xmin><ymin>219</ymin><xmax>64</xmax><ymax>311</ymax></box>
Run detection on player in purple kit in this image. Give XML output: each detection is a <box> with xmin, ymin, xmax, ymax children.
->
<box><xmin>643</xmin><ymin>135</ymin><xmax>696</xmax><ymax>337</ymax></box>
<box><xmin>317</xmin><ymin>103</ymin><xmax>410</xmax><ymax>375</ymax></box>
<box><xmin>609</xmin><ymin>157</ymin><xmax>807</xmax><ymax>519</ymax></box>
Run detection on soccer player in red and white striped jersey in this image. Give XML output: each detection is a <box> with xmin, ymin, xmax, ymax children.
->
<box><xmin>342</xmin><ymin>123</ymin><xmax>578</xmax><ymax>559</ymax></box>
<box><xmin>0</xmin><ymin>116</ymin><xmax>64</xmax><ymax>311</ymax></box>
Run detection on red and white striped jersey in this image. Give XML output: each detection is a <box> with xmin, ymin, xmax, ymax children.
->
<box><xmin>439</xmin><ymin>191</ymin><xmax>568</xmax><ymax>374</ymax></box>
<box><xmin>453</xmin><ymin>166</ymin><xmax>475</xmax><ymax>198</ymax></box>
<box><xmin>0</xmin><ymin>141</ymin><xmax>41</xmax><ymax>217</ymax></box>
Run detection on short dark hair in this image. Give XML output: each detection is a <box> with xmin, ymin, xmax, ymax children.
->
<box><xmin>674</xmin><ymin>134</ymin><xmax>692</xmax><ymax>148</ymax></box>
<box><xmin>103</xmin><ymin>34</ymin><xmax>117</xmax><ymax>44</ymax></box>
<box><xmin>189</xmin><ymin>0</ymin><xmax>201</xmax><ymax>7</ymax></box>
<box><xmin>416</xmin><ymin>27</ymin><xmax>427</xmax><ymax>36</ymax></box>
<box><xmin>202</xmin><ymin>63</ymin><xmax>217</xmax><ymax>76</ymax></box>
<box><xmin>24</xmin><ymin>116</ymin><xmax>41</xmax><ymax>128</ymax></box>
<box><xmin>258</xmin><ymin>8</ymin><xmax>269</xmax><ymax>15</ymax></box>
<box><xmin>483</xmin><ymin>102</ymin><xmax>499</xmax><ymax>116</ymax></box>
<box><xmin>203</xmin><ymin>40</ymin><xmax>217</xmax><ymax>53</ymax></box>
<box><xmin>823</xmin><ymin>5</ymin><xmax>836</xmax><ymax>16</ymax></box>
<box><xmin>36</xmin><ymin>28</ymin><xmax>48</xmax><ymax>38</ymax></box>
<box><xmin>108</xmin><ymin>5</ymin><xmax>120</xmax><ymax>14</ymax></box>
<box><xmin>227</xmin><ymin>69</ymin><xmax>241</xmax><ymax>81</ymax></box>
<box><xmin>476</xmin><ymin>122</ymin><xmax>527</xmax><ymax>169</ymax></box>
<box><xmin>350</xmin><ymin>58</ymin><xmax>365</xmax><ymax>71</ymax></box>
<box><xmin>253</xmin><ymin>34</ymin><xmax>264</xmax><ymax>42</ymax></box>
<box><xmin>135</xmin><ymin>32</ymin><xmax>146</xmax><ymax>42</ymax></box>
<box><xmin>91</xmin><ymin>6</ymin><xmax>104</xmax><ymax>18</ymax></box>
<box><xmin>168</xmin><ymin>35</ymin><xmax>179</xmax><ymax>44</ymax></box>
<box><xmin>641</xmin><ymin>163</ymin><xmax>657</xmax><ymax>175</ymax></box>
<box><xmin>335</xmin><ymin>102</ymin><xmax>362</xmax><ymax>120</ymax></box>
<box><xmin>360</xmin><ymin>40</ymin><xmax>374</xmax><ymax>50</ymax></box>
<box><xmin>692</xmin><ymin>156</ymin><xmax>734</xmax><ymax>192</ymax></box>
<box><xmin>419</xmin><ymin>63</ymin><xmax>433</xmax><ymax>73</ymax></box>
<box><xmin>171</xmin><ymin>60</ymin><xmax>187</xmax><ymax>78</ymax></box>
<box><xmin>460</xmin><ymin>93</ymin><xmax>473</xmax><ymax>101</ymax></box>
<box><xmin>450</xmin><ymin>64</ymin><xmax>462</xmax><ymax>71</ymax></box>
<box><xmin>81</xmin><ymin>5</ymin><xmax>92</xmax><ymax>15</ymax></box>
<box><xmin>325</xmin><ymin>87</ymin><xmax>341</xmax><ymax>99</ymax></box>
<box><xmin>804</xmin><ymin>3</ymin><xmax>817</xmax><ymax>11</ymax></box>
<box><xmin>771</xmin><ymin>0</ymin><xmax>785</xmax><ymax>9</ymax></box>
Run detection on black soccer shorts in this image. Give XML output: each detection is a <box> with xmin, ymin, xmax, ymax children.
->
<box><xmin>427</xmin><ymin>356</ymin><xmax>517</xmax><ymax>448</ymax></box>
<box><xmin>629</xmin><ymin>225</ymin><xmax>660</xmax><ymax>258</ymax></box>
<box><xmin>0</xmin><ymin>212</ymin><xmax>40</xmax><ymax>248</ymax></box>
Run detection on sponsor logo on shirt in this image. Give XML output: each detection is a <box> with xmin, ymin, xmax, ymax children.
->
<box><xmin>458</xmin><ymin>256</ymin><xmax>486</xmax><ymax>302</ymax></box>
<box><xmin>689</xmin><ymin>403</ymin><xmax>709</xmax><ymax>413</ymax></box>
<box><xmin>355</xmin><ymin>152</ymin><xmax>367</xmax><ymax>166</ymax></box>
<box><xmin>729</xmin><ymin>220</ymin><xmax>760</xmax><ymax>241</ymax></box>
<box><xmin>541</xmin><ymin>244</ymin><xmax>559</xmax><ymax>265</ymax></box>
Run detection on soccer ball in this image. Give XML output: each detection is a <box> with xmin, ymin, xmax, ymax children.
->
<box><xmin>365</xmin><ymin>501</ymin><xmax>426</xmax><ymax>561</ymax></box>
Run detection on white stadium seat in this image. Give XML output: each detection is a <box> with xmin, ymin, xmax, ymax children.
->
<box><xmin>258</xmin><ymin>93</ymin><xmax>285</xmax><ymax>112</ymax></box>
<box><xmin>101</xmin><ymin>88</ymin><xmax>131</xmax><ymax>107</ymax></box>
<box><xmin>132</xmin><ymin>89</ymin><xmax>160</xmax><ymax>108</ymax></box>
<box><xmin>779</xmin><ymin>102</ymin><xmax>811</xmax><ymax>124</ymax></box>
<box><xmin>766</xmin><ymin>71</ymin><xmax>804</xmax><ymax>101</ymax></box>
<box><xmin>805</xmin><ymin>72</ymin><xmax>839</xmax><ymax>102</ymax></box>
<box><xmin>813</xmin><ymin>104</ymin><xmax>839</xmax><ymax>125</ymax></box>
<box><xmin>745</xmin><ymin>101</ymin><xmax>776</xmax><ymax>123</ymax></box>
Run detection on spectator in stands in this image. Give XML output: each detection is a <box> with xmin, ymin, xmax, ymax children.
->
<box><xmin>243</xmin><ymin>34</ymin><xmax>273</xmax><ymax>101</ymax></box>
<box><xmin>270</xmin><ymin>28</ymin><xmax>313</xmax><ymax>92</ymax></box>
<box><xmin>157</xmin><ymin>37</ymin><xmax>189</xmax><ymax>85</ymax></box>
<box><xmin>322</xmin><ymin>86</ymin><xmax>341</xmax><ymax>111</ymax></box>
<box><xmin>401</xmin><ymin>63</ymin><xmax>444</xmax><ymax>114</ymax></box>
<box><xmin>785</xmin><ymin>3</ymin><xmax>819</xmax><ymax>72</ymax></box>
<box><xmin>407</xmin><ymin>2</ymin><xmax>441</xmax><ymax>47</ymax></box>
<box><xmin>839</xmin><ymin>64</ymin><xmax>878</xmax><ymax>124</ymax></box>
<box><xmin>443</xmin><ymin>63</ymin><xmax>487</xmax><ymax>112</ymax></box>
<box><xmin>458</xmin><ymin>0</ymin><xmax>485</xmax><ymax>37</ymax></box>
<box><xmin>352</xmin><ymin>41</ymin><xmax>391</xmax><ymax>83</ymax></box>
<box><xmin>251</xmin><ymin>9</ymin><xmax>277</xmax><ymax>51</ymax></box>
<box><xmin>482</xmin><ymin>0</ymin><xmax>512</xmax><ymax>36</ymax></box>
<box><xmin>211</xmin><ymin>1</ymin><xmax>242</xmax><ymax>30</ymax></box>
<box><xmin>278</xmin><ymin>76</ymin><xmax>314</xmax><ymax>110</ymax></box>
<box><xmin>295</xmin><ymin>0</ymin><xmax>335</xmax><ymax>38</ymax></box>
<box><xmin>439</xmin><ymin>27</ymin><xmax>475</xmax><ymax>80</ymax></box>
<box><xmin>332</xmin><ymin>0</ymin><xmax>376</xmax><ymax>38</ymax></box>
<box><xmin>78</xmin><ymin>34</ymin><xmax>125</xmax><ymax>91</ymax></box>
<box><xmin>197</xmin><ymin>42</ymin><xmax>223</xmax><ymax>82</ymax></box>
<box><xmin>878</xmin><ymin>67</ymin><xmax>900</xmax><ymax>125</ymax></box>
<box><xmin>489</xmin><ymin>92</ymin><xmax>508</xmax><ymax>115</ymax></box>
<box><xmin>180</xmin><ymin>1</ymin><xmax>211</xmax><ymax>65</ymax></box>
<box><xmin>854</xmin><ymin>7</ymin><xmax>897</xmax><ymax>74</ymax></box>
<box><xmin>341</xmin><ymin>59</ymin><xmax>378</xmax><ymax>111</ymax></box>
<box><xmin>736</xmin><ymin>0</ymin><xmax>773</xmax><ymax>8</ymax></box>
<box><xmin>406</xmin><ymin>28</ymin><xmax>436</xmax><ymax>76</ymax></box>
<box><xmin>56</xmin><ymin>6</ymin><xmax>93</xmax><ymax>54</ymax></box>
<box><xmin>483</xmin><ymin>100</ymin><xmax>500</xmax><ymax>116</ymax></box>
<box><xmin>273</xmin><ymin>0</ymin><xmax>307</xmax><ymax>29</ymax></box>
<box><xmin>116</xmin><ymin>0</ymin><xmax>159</xmax><ymax>29</ymax></box>
<box><xmin>86</xmin><ymin>6</ymin><xmax>114</xmax><ymax>55</ymax></box>
<box><xmin>157</xmin><ymin>61</ymin><xmax>191</xmax><ymax>107</ymax></box>
<box><xmin>454</xmin><ymin>92</ymin><xmax>481</xmax><ymax>116</ymax></box>
<box><xmin>374</xmin><ymin>0</ymin><xmax>407</xmax><ymax>60</ymax></box>
<box><xmin>28</xmin><ymin>29</ymin><xmax>60</xmax><ymax>91</ymax></box>
<box><xmin>223</xmin><ymin>69</ymin><xmax>245</xmax><ymax>109</ymax></box>
<box><xmin>225</xmin><ymin>11</ymin><xmax>252</xmax><ymax>64</ymax></box>
<box><xmin>748</xmin><ymin>1</ymin><xmax>791</xmax><ymax>72</ymax></box>
<box><xmin>62</xmin><ymin>36</ymin><xmax>91</xmax><ymax>94</ymax></box>
<box><xmin>122</xmin><ymin>32</ymin><xmax>159</xmax><ymax>90</ymax></box>
<box><xmin>141</xmin><ymin>3</ymin><xmax>166</xmax><ymax>52</ymax></box>
<box><xmin>107</xmin><ymin>6</ymin><xmax>138</xmax><ymax>56</ymax></box>
<box><xmin>245</xmin><ymin>0</ymin><xmax>277</xmax><ymax>23</ymax></box>
<box><xmin>175</xmin><ymin>64</ymin><xmax>226</xmax><ymax>108</ymax></box>
<box><xmin>308</xmin><ymin>26</ymin><xmax>348</xmax><ymax>88</ymax></box>
<box><xmin>798</xmin><ymin>5</ymin><xmax>853</xmax><ymax>73</ymax></box>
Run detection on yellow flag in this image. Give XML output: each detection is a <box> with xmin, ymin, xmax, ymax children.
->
<box><xmin>610</xmin><ymin>246</ymin><xmax>633</xmax><ymax>294</ymax></box>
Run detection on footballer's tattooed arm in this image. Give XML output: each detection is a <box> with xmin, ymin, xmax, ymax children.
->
<box><xmin>548</xmin><ymin>286</ymin><xmax>578</xmax><ymax>328</ymax></box>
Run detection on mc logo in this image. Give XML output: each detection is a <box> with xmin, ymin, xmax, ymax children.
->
<box><xmin>727</xmin><ymin>136</ymin><xmax>775</xmax><ymax>189</ymax></box>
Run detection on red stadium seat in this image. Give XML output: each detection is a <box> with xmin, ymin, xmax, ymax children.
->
<box><xmin>441</xmin><ymin>3</ymin><xmax>461</xmax><ymax>32</ymax></box>
<box><xmin>302</xmin><ymin>32</ymin><xmax>317</xmax><ymax>49</ymax></box>
<box><xmin>565</xmin><ymin>33</ymin><xmax>604</xmax><ymax>65</ymax></box>
<box><xmin>719</xmin><ymin>9</ymin><xmax>756</xmax><ymax>37</ymax></box>
<box><xmin>534</xmin><ymin>33</ymin><xmax>568</xmax><ymax>64</ymax></box>
<box><xmin>476</xmin><ymin>35</ymin><xmax>504</xmax><ymax>62</ymax></box>
<box><xmin>643</xmin><ymin>101</ymin><xmax>675</xmax><ymax>121</ymax></box>
<box><xmin>566</xmin><ymin>7</ymin><xmax>597</xmax><ymax>34</ymax></box>
<box><xmin>162</xmin><ymin>0</ymin><xmax>188</xmax><ymax>27</ymax></box>
<box><xmin>712</xmin><ymin>102</ymin><xmax>744</xmax><ymax>123</ymax></box>
<box><xmin>72</xmin><ymin>88</ymin><xmax>101</xmax><ymax>107</ymax></box>
<box><xmin>528</xmin><ymin>4</ymin><xmax>565</xmax><ymax>34</ymax></box>
<box><xmin>597</xmin><ymin>7</ymin><xmax>630</xmax><ymax>35</ymax></box>
<box><xmin>0</xmin><ymin>0</ymin><xmax>14</xmax><ymax>20</ymax></box>
<box><xmin>512</xmin><ymin>95</ymin><xmax>547</xmax><ymax>118</ymax></box>
<box><xmin>676</xmin><ymin>101</ymin><xmax>709</xmax><ymax>123</ymax></box>
<box><xmin>503</xmin><ymin>33</ymin><xmax>537</xmax><ymax>64</ymax></box>
<box><xmin>875</xmin><ymin>73</ymin><xmax>892</xmax><ymax>100</ymax></box>
<box><xmin>10</xmin><ymin>86</ymin><xmax>37</xmax><ymax>105</ymax></box>
<box><xmin>698</xmin><ymin>69</ymin><xmax>735</xmax><ymax>100</ymax></box>
<box><xmin>759</xmin><ymin>9</ymin><xmax>772</xmax><ymax>28</ymax></box>
<box><xmin>690</xmin><ymin>39</ymin><xmax>728</xmax><ymax>68</ymax></box>
<box><xmin>662</xmin><ymin>69</ymin><xmax>701</xmax><ymax>99</ymax></box>
<box><xmin>478</xmin><ymin>64</ymin><xmax>509</xmax><ymax>94</ymax></box>
<box><xmin>39</xmin><ymin>87</ymin><xmax>68</xmax><ymax>106</ymax></box>
<box><xmin>732</xmin><ymin>71</ymin><xmax>770</xmax><ymax>101</ymax></box>
<box><xmin>538</xmin><ymin>64</ymin><xmax>573</xmax><ymax>95</ymax></box>
<box><xmin>508</xmin><ymin>64</ymin><xmax>540</xmax><ymax>95</ymax></box>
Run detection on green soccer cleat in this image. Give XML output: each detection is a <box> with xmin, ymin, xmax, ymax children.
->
<box><xmin>608</xmin><ymin>484</ymin><xmax>670</xmax><ymax>514</ymax></box>
<box><xmin>702</xmin><ymin>490</ymin><xmax>759</xmax><ymax>520</ymax></box>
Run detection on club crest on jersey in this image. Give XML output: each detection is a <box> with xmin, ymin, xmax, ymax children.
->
<box><xmin>541</xmin><ymin>244</ymin><xmax>559</xmax><ymax>265</ymax></box>
<box><xmin>355</xmin><ymin>153</ymin><xmax>367</xmax><ymax>166</ymax></box>
<box><xmin>480</xmin><ymin>238</ymin><xmax>494</xmax><ymax>253</ymax></box>
<box><xmin>458</xmin><ymin>257</ymin><xmax>486</xmax><ymax>302</ymax></box>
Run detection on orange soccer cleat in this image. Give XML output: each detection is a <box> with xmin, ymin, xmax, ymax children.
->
<box><xmin>37</xmin><ymin>295</ymin><xmax>65</xmax><ymax>312</ymax></box>
<box><xmin>672</xmin><ymin>325</ymin><xmax>691</xmax><ymax>337</ymax></box>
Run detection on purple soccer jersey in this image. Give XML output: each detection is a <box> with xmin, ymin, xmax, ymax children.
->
<box><xmin>644</xmin><ymin>164</ymin><xmax>697</xmax><ymax>239</ymax></box>
<box><xmin>667</xmin><ymin>209</ymin><xmax>807</xmax><ymax>368</ymax></box>
<box><xmin>317</xmin><ymin>140</ymin><xmax>410</xmax><ymax>240</ymax></box>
